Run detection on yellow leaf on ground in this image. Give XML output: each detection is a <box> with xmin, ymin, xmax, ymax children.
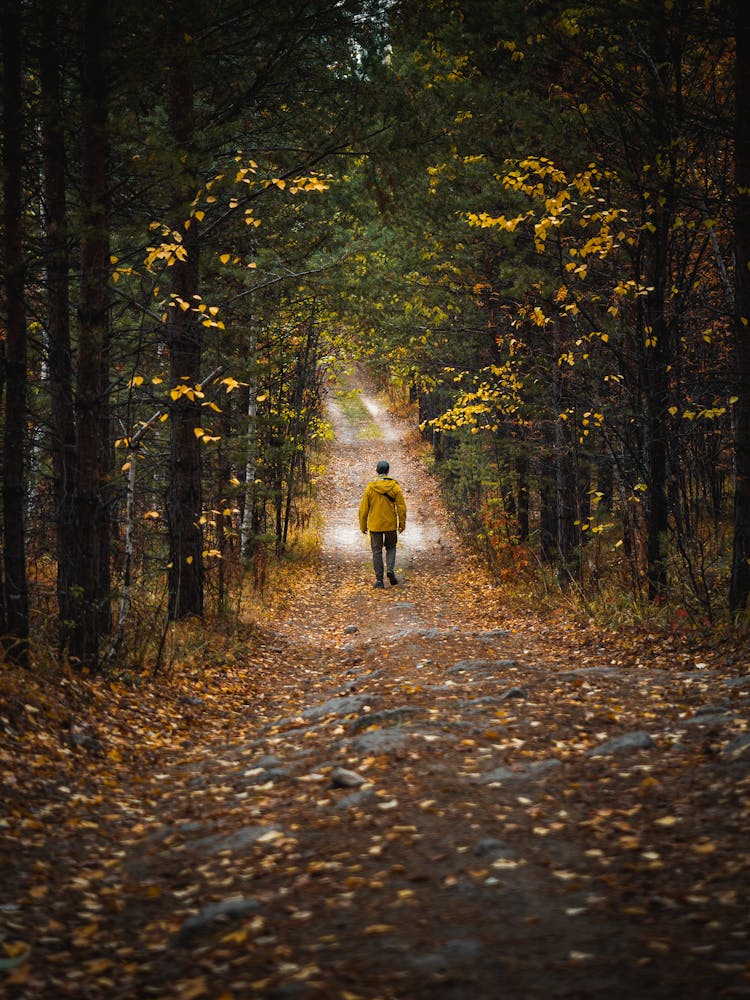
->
<box><xmin>177</xmin><ymin>977</ymin><xmax>209</xmax><ymax>999</ymax></box>
<box><xmin>693</xmin><ymin>841</ymin><xmax>717</xmax><ymax>854</ymax></box>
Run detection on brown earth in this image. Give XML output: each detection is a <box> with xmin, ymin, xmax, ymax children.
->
<box><xmin>2</xmin><ymin>375</ymin><xmax>750</xmax><ymax>999</ymax></box>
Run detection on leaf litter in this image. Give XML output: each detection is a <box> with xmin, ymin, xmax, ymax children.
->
<box><xmin>2</xmin><ymin>383</ymin><xmax>750</xmax><ymax>999</ymax></box>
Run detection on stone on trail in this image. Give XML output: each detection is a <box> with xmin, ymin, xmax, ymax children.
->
<box><xmin>187</xmin><ymin>824</ymin><xmax>282</xmax><ymax>855</ymax></box>
<box><xmin>446</xmin><ymin>658</ymin><xmax>517</xmax><ymax>675</ymax></box>
<box><xmin>473</xmin><ymin>837</ymin><xmax>516</xmax><ymax>860</ymax></box>
<box><xmin>562</xmin><ymin>666</ymin><xmax>623</xmax><ymax>679</ymax></box>
<box><xmin>477</xmin><ymin>628</ymin><xmax>510</xmax><ymax>641</ymax></box>
<box><xmin>175</xmin><ymin>896</ymin><xmax>261</xmax><ymax>945</ymax></box>
<box><xmin>480</xmin><ymin>759</ymin><xmax>561</xmax><ymax>784</ymax></box>
<box><xmin>346</xmin><ymin>705</ymin><xmax>423</xmax><ymax>733</ymax></box>
<box><xmin>724</xmin><ymin>675</ymin><xmax>750</xmax><ymax>689</ymax></box>
<box><xmin>255</xmin><ymin>754</ymin><xmax>283</xmax><ymax>769</ymax></box>
<box><xmin>723</xmin><ymin>734</ymin><xmax>750</xmax><ymax>760</ymax></box>
<box><xmin>587</xmin><ymin>731</ymin><xmax>655</xmax><ymax>757</ymax></box>
<box><xmin>240</xmin><ymin>764</ymin><xmax>290</xmax><ymax>786</ymax></box>
<box><xmin>352</xmin><ymin>727</ymin><xmax>411</xmax><ymax>753</ymax></box>
<box><xmin>302</xmin><ymin>695</ymin><xmax>371</xmax><ymax>721</ymax></box>
<box><xmin>334</xmin><ymin>788</ymin><xmax>375</xmax><ymax>810</ymax></box>
<box><xmin>679</xmin><ymin>705</ymin><xmax>733</xmax><ymax>728</ymax></box>
<box><xmin>499</xmin><ymin>686</ymin><xmax>528</xmax><ymax>700</ymax></box>
<box><xmin>330</xmin><ymin>766</ymin><xmax>367</xmax><ymax>788</ymax></box>
<box><xmin>343</xmin><ymin>624</ymin><xmax>359</xmax><ymax>634</ymax></box>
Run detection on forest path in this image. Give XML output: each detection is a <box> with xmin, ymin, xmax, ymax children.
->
<box><xmin>3</xmin><ymin>376</ymin><xmax>749</xmax><ymax>1000</ymax></box>
<box><xmin>137</xmin><ymin>375</ymin><xmax>749</xmax><ymax>999</ymax></box>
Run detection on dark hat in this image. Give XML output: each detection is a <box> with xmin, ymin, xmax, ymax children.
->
<box><xmin>376</xmin><ymin>460</ymin><xmax>390</xmax><ymax>474</ymax></box>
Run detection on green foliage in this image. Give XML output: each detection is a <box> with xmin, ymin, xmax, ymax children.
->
<box><xmin>330</xmin><ymin>0</ymin><xmax>737</xmax><ymax>623</ymax></box>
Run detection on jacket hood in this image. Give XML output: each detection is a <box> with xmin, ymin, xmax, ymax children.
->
<box><xmin>371</xmin><ymin>476</ymin><xmax>398</xmax><ymax>497</ymax></box>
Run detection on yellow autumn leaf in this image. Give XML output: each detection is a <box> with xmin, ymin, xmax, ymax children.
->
<box><xmin>193</xmin><ymin>427</ymin><xmax>204</xmax><ymax>438</ymax></box>
<box><xmin>653</xmin><ymin>815</ymin><xmax>679</xmax><ymax>827</ymax></box>
<box><xmin>693</xmin><ymin>841</ymin><xmax>716</xmax><ymax>854</ymax></box>
<box><xmin>85</xmin><ymin>958</ymin><xmax>113</xmax><ymax>974</ymax></box>
<box><xmin>74</xmin><ymin>922</ymin><xmax>101</xmax><ymax>941</ymax></box>
<box><xmin>221</xmin><ymin>927</ymin><xmax>249</xmax><ymax>944</ymax></box>
<box><xmin>176</xmin><ymin>977</ymin><xmax>208</xmax><ymax>1000</ymax></box>
<box><xmin>219</xmin><ymin>254</ymin><xmax>231</xmax><ymax>264</ymax></box>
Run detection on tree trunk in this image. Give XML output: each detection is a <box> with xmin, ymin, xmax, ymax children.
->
<box><xmin>643</xmin><ymin>303</ymin><xmax>671</xmax><ymax>600</ymax></box>
<box><xmin>553</xmin><ymin>322</ymin><xmax>578</xmax><ymax>580</ymax></box>
<box><xmin>40</xmin><ymin>1</ymin><xmax>77</xmax><ymax>653</ymax></box>
<box><xmin>539</xmin><ymin>458</ymin><xmax>556</xmax><ymax>566</ymax></box>
<box><xmin>0</xmin><ymin>349</ymin><xmax>4</xmax><ymax>639</ymax></box>
<box><xmin>71</xmin><ymin>0</ymin><xmax>111</xmax><ymax>669</ymax></box>
<box><xmin>642</xmin><ymin>2</ymin><xmax>674</xmax><ymax>601</ymax></box>
<box><xmin>216</xmin><ymin>398</ymin><xmax>233</xmax><ymax>615</ymax></box>
<box><xmin>1</xmin><ymin>0</ymin><xmax>29</xmax><ymax>664</ymax></box>
<box><xmin>166</xmin><ymin>27</ymin><xmax>203</xmax><ymax>620</ymax></box>
<box><xmin>515</xmin><ymin>448</ymin><xmax>529</xmax><ymax>543</ymax></box>
<box><xmin>731</xmin><ymin>0</ymin><xmax>750</xmax><ymax>616</ymax></box>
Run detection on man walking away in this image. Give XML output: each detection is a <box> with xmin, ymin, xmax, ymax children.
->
<box><xmin>359</xmin><ymin>460</ymin><xmax>407</xmax><ymax>588</ymax></box>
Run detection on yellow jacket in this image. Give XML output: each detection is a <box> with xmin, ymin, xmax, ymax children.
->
<box><xmin>359</xmin><ymin>476</ymin><xmax>407</xmax><ymax>533</ymax></box>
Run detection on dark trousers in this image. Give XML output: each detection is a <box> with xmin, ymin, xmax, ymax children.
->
<box><xmin>370</xmin><ymin>530</ymin><xmax>397</xmax><ymax>580</ymax></box>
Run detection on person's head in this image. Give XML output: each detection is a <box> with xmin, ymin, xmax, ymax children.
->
<box><xmin>376</xmin><ymin>460</ymin><xmax>390</xmax><ymax>475</ymax></box>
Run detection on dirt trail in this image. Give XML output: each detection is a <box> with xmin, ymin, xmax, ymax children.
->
<box><xmin>158</xmin><ymin>378</ymin><xmax>748</xmax><ymax>999</ymax></box>
<box><xmin>4</xmin><ymin>376</ymin><xmax>749</xmax><ymax>1000</ymax></box>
